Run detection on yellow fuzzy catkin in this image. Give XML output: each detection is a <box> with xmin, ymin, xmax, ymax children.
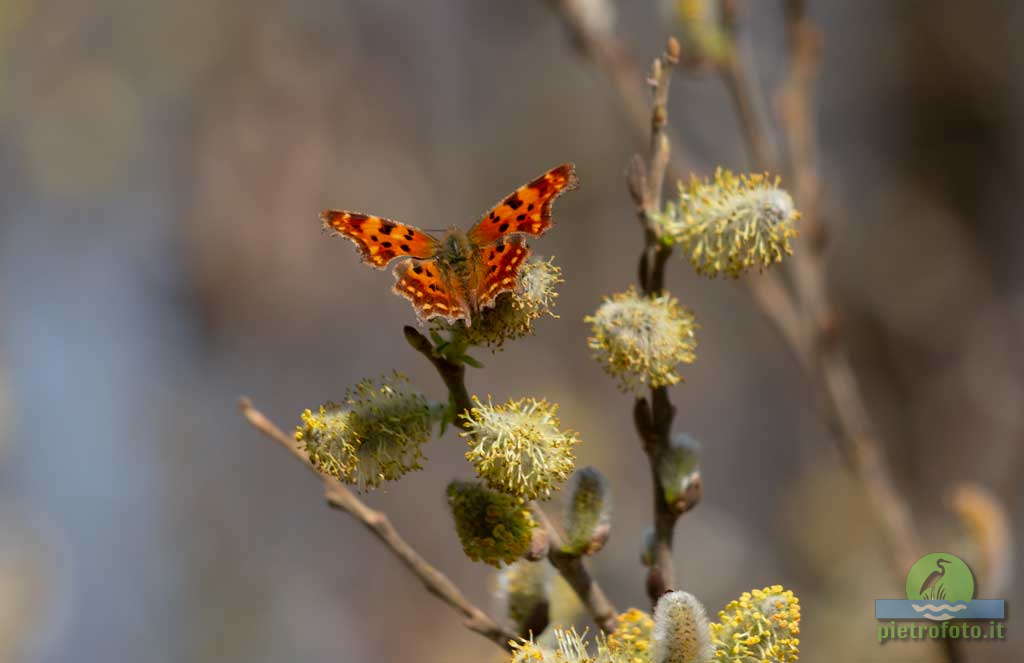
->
<box><xmin>462</xmin><ymin>396</ymin><xmax>579</xmax><ymax>501</ymax></box>
<box><xmin>447</xmin><ymin>480</ymin><xmax>536</xmax><ymax>567</ymax></box>
<box><xmin>710</xmin><ymin>585</ymin><xmax>800</xmax><ymax>663</ymax></box>
<box><xmin>509</xmin><ymin>626</ymin><xmax>637</xmax><ymax>663</ymax></box>
<box><xmin>660</xmin><ymin>169</ymin><xmax>799</xmax><ymax>278</ymax></box>
<box><xmin>586</xmin><ymin>287</ymin><xmax>697</xmax><ymax>393</ymax></box>
<box><xmin>606</xmin><ymin>609</ymin><xmax>655</xmax><ymax>663</ymax></box>
<box><xmin>296</xmin><ymin>373</ymin><xmax>432</xmax><ymax>491</ymax></box>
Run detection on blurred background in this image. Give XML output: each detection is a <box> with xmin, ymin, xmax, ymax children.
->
<box><xmin>0</xmin><ymin>1</ymin><xmax>1021</xmax><ymax>662</ymax></box>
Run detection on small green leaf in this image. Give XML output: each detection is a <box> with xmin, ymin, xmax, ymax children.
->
<box><xmin>460</xmin><ymin>354</ymin><xmax>484</xmax><ymax>369</ymax></box>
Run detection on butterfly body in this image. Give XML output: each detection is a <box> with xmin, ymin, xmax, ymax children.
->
<box><xmin>437</xmin><ymin>229</ymin><xmax>474</xmax><ymax>275</ymax></box>
<box><xmin>425</xmin><ymin>227</ymin><xmax>480</xmax><ymax>319</ymax></box>
<box><xmin>322</xmin><ymin>163</ymin><xmax>577</xmax><ymax>324</ymax></box>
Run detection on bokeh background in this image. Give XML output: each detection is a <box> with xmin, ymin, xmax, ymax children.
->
<box><xmin>0</xmin><ymin>1</ymin><xmax>1021</xmax><ymax>662</ymax></box>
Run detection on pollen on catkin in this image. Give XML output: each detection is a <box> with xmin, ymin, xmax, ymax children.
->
<box><xmin>659</xmin><ymin>168</ymin><xmax>799</xmax><ymax>278</ymax></box>
<box><xmin>510</xmin><ymin>627</ymin><xmax>637</xmax><ymax>663</ymax></box>
<box><xmin>509</xmin><ymin>639</ymin><xmax>555</xmax><ymax>663</ymax></box>
<box><xmin>295</xmin><ymin>373</ymin><xmax>433</xmax><ymax>491</ymax></box>
<box><xmin>461</xmin><ymin>396</ymin><xmax>579</xmax><ymax>502</ymax></box>
<box><xmin>651</xmin><ymin>591</ymin><xmax>713</xmax><ymax>663</ymax></box>
<box><xmin>585</xmin><ymin>287</ymin><xmax>697</xmax><ymax>392</ymax></box>
<box><xmin>458</xmin><ymin>257</ymin><xmax>563</xmax><ymax>349</ymax></box>
<box><xmin>606</xmin><ymin>609</ymin><xmax>655</xmax><ymax>663</ymax></box>
<box><xmin>710</xmin><ymin>585</ymin><xmax>800</xmax><ymax>663</ymax></box>
<box><xmin>511</xmin><ymin>628</ymin><xmax>590</xmax><ymax>663</ymax></box>
<box><xmin>447</xmin><ymin>480</ymin><xmax>536</xmax><ymax>567</ymax></box>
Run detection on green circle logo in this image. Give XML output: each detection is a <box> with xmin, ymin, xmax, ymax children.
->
<box><xmin>905</xmin><ymin>553</ymin><xmax>975</xmax><ymax>601</ymax></box>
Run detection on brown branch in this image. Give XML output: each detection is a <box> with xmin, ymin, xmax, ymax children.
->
<box><xmin>773</xmin><ymin>4</ymin><xmax>959</xmax><ymax>662</ymax></box>
<box><xmin>627</xmin><ymin>38</ymin><xmax>690</xmax><ymax>605</ymax></box>
<box><xmin>237</xmin><ymin>397</ymin><xmax>517</xmax><ymax>652</ymax></box>
<box><xmin>533</xmin><ymin>506</ymin><xmax>619</xmax><ymax>633</ymax></box>
<box><xmin>745</xmin><ymin>269</ymin><xmax>810</xmax><ymax>368</ymax></box>
<box><xmin>403</xmin><ymin>326</ymin><xmax>473</xmax><ymax>423</ymax></box>
<box><xmin>640</xmin><ymin>43</ymin><xmax>679</xmax><ymax>604</ymax></box>
<box><xmin>720</xmin><ymin>0</ymin><xmax>780</xmax><ymax>173</ymax></box>
<box><xmin>772</xmin><ymin>0</ymin><xmax>924</xmax><ymax>577</ymax></box>
<box><xmin>552</xmin><ymin>2</ymin><xmax>710</xmax><ymax>605</ymax></box>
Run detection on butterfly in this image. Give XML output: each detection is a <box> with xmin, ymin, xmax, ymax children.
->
<box><xmin>321</xmin><ymin>163</ymin><xmax>577</xmax><ymax>324</ymax></box>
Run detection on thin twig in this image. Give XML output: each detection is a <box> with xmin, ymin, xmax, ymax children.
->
<box><xmin>629</xmin><ymin>38</ymin><xmax>690</xmax><ymax>604</ymax></box>
<box><xmin>772</xmin><ymin>4</ymin><xmax>959</xmax><ymax>662</ymax></box>
<box><xmin>554</xmin><ymin>3</ymin><xmax>704</xmax><ymax>605</ymax></box>
<box><xmin>772</xmin><ymin>0</ymin><xmax>923</xmax><ymax>578</ymax></box>
<box><xmin>237</xmin><ymin>397</ymin><xmax>517</xmax><ymax>652</ymax></box>
<box><xmin>720</xmin><ymin>0</ymin><xmax>780</xmax><ymax>172</ymax></box>
<box><xmin>403</xmin><ymin>325</ymin><xmax>473</xmax><ymax>423</ymax></box>
<box><xmin>533</xmin><ymin>506</ymin><xmax>619</xmax><ymax>633</ymax></box>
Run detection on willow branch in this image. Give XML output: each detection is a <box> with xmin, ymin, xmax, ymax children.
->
<box><xmin>626</xmin><ymin>39</ymin><xmax>693</xmax><ymax>604</ymax></box>
<box><xmin>237</xmin><ymin>397</ymin><xmax>517</xmax><ymax>651</ymax></box>
<box><xmin>548</xmin><ymin>0</ymin><xmax>931</xmax><ymax>621</ymax></box>
<box><xmin>720</xmin><ymin>0</ymin><xmax>780</xmax><ymax>173</ymax></box>
<box><xmin>403</xmin><ymin>325</ymin><xmax>620</xmax><ymax>631</ymax></box>
<box><xmin>533</xmin><ymin>506</ymin><xmax>619</xmax><ymax>633</ymax></box>
<box><xmin>553</xmin><ymin>2</ymin><xmax>712</xmax><ymax>605</ymax></box>
<box><xmin>771</xmin><ymin>0</ymin><xmax>922</xmax><ymax>576</ymax></box>
<box><xmin>700</xmin><ymin>0</ymin><xmax>928</xmax><ymax>581</ymax></box>
<box><xmin>403</xmin><ymin>325</ymin><xmax>473</xmax><ymax>424</ymax></box>
<box><xmin>723</xmin><ymin>4</ymin><xmax>960</xmax><ymax>661</ymax></box>
<box><xmin>549</xmin><ymin>0</ymin><xmax>803</xmax><ymax>369</ymax></box>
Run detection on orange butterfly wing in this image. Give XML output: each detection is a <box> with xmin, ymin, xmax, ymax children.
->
<box><xmin>467</xmin><ymin>163</ymin><xmax>577</xmax><ymax>246</ymax></box>
<box><xmin>473</xmin><ymin>236</ymin><xmax>532</xmax><ymax>312</ymax></box>
<box><xmin>321</xmin><ymin>211</ymin><xmax>438</xmax><ymax>268</ymax></box>
<box><xmin>393</xmin><ymin>258</ymin><xmax>471</xmax><ymax>324</ymax></box>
